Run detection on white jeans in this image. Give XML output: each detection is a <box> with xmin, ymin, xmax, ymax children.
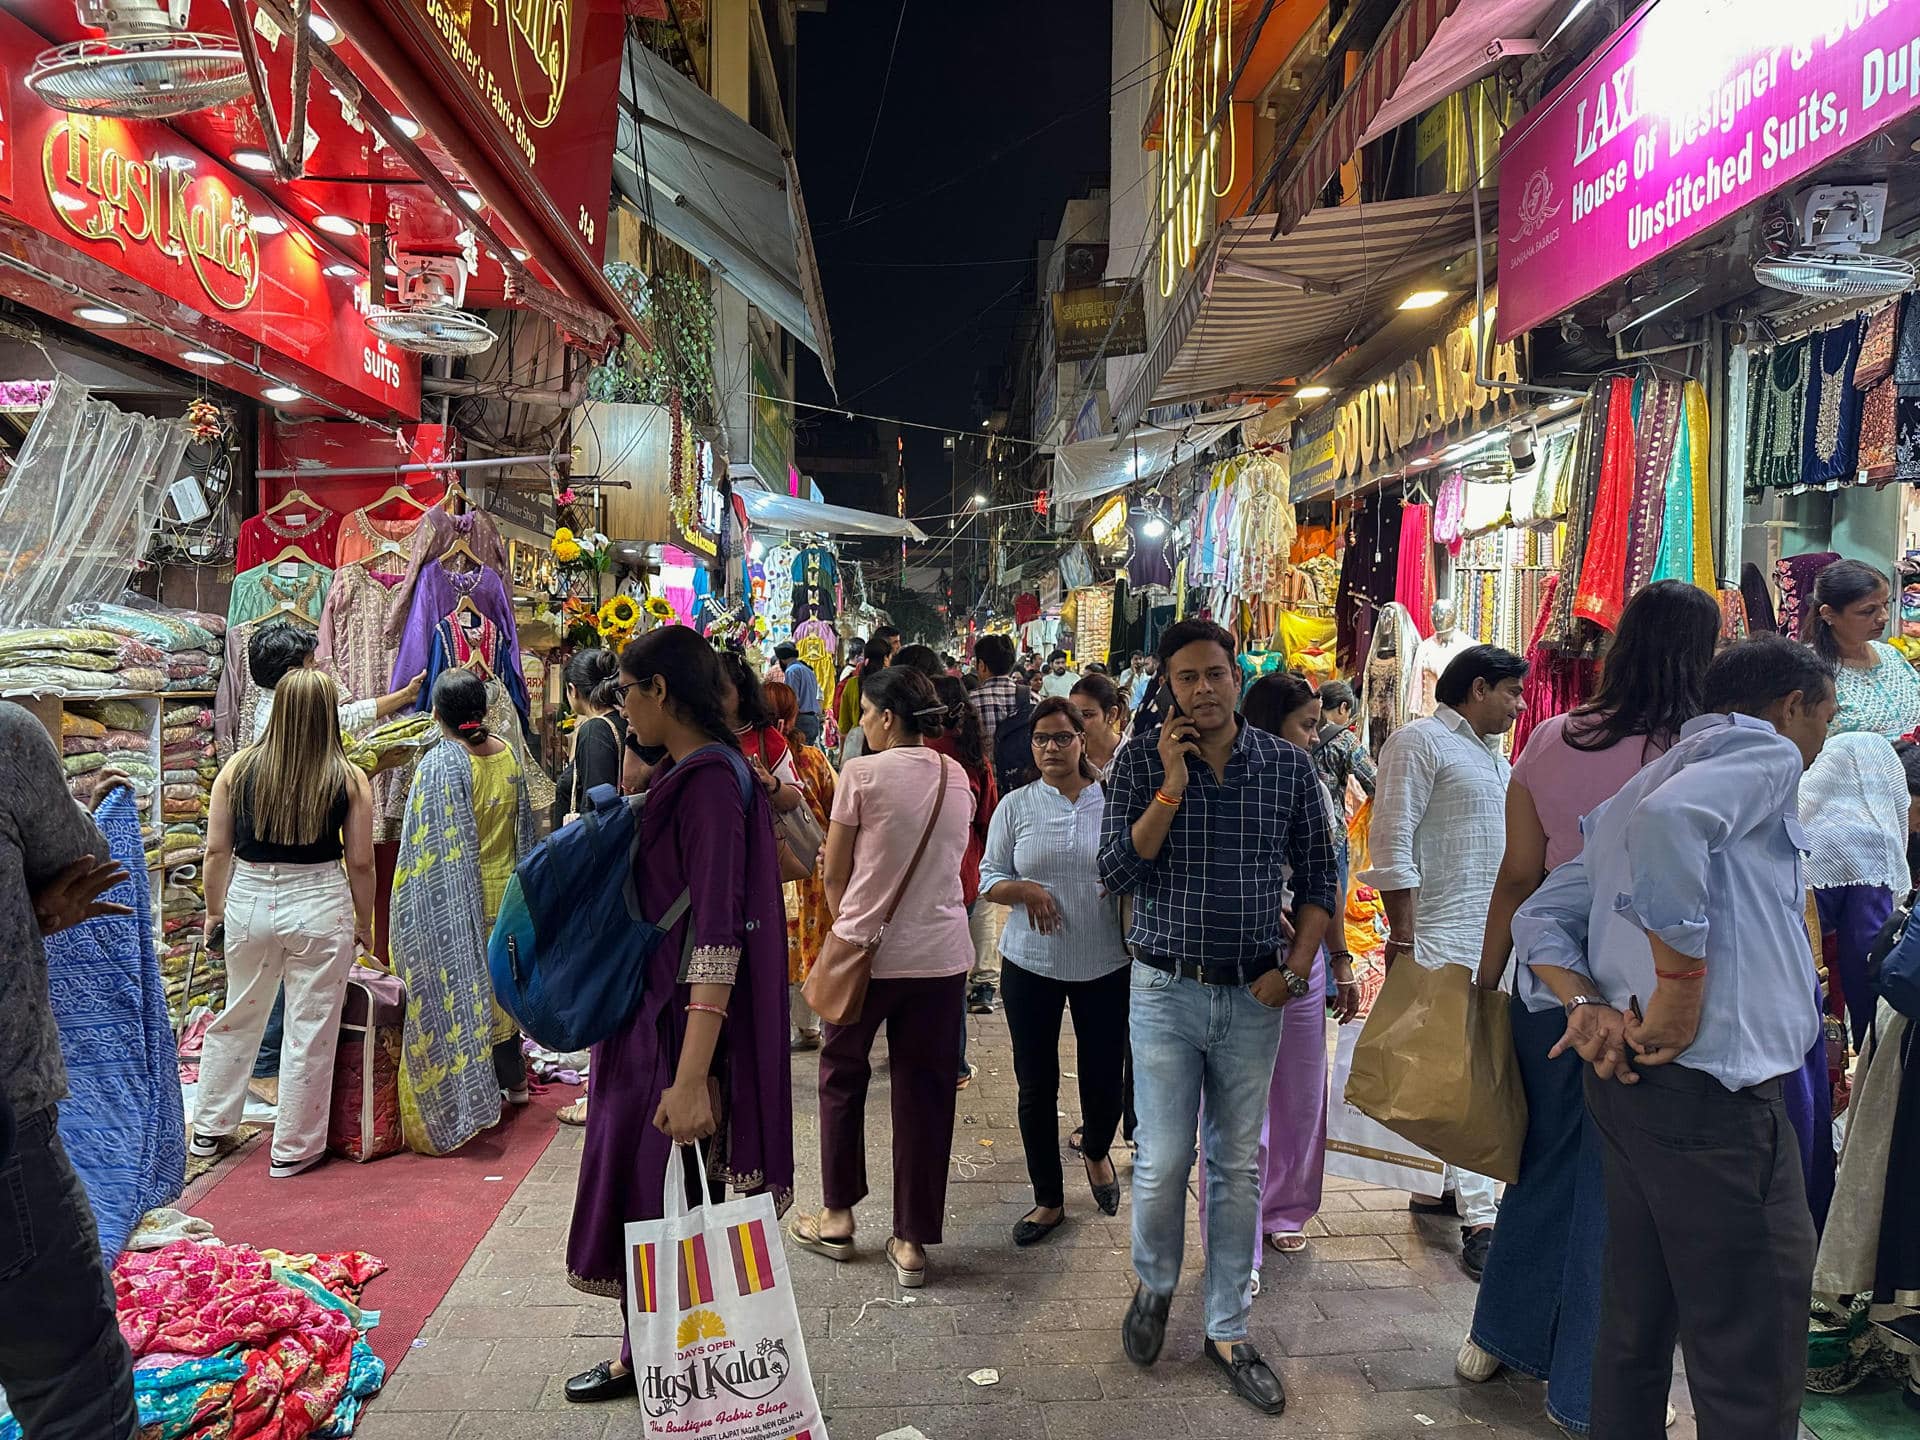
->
<box><xmin>1446</xmin><ymin>1164</ymin><xmax>1501</xmax><ymax>1228</ymax></box>
<box><xmin>196</xmin><ymin>860</ymin><xmax>356</xmax><ymax>1166</ymax></box>
<box><xmin>968</xmin><ymin>902</ymin><xmax>1007</xmax><ymax>986</ymax></box>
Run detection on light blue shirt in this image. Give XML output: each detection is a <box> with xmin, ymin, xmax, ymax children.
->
<box><xmin>783</xmin><ymin>660</ymin><xmax>822</xmax><ymax>716</ymax></box>
<box><xmin>980</xmin><ymin>777</ymin><xmax>1129</xmax><ymax>982</ymax></box>
<box><xmin>1511</xmin><ymin>713</ymin><xmax>1821</xmax><ymax>1092</ymax></box>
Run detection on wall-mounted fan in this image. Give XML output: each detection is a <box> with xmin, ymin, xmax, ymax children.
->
<box><xmin>29</xmin><ymin>0</ymin><xmax>249</xmax><ymax>119</ymax></box>
<box><xmin>1754</xmin><ymin>184</ymin><xmax>1915</xmax><ymax>301</ymax></box>
<box><xmin>365</xmin><ymin>254</ymin><xmax>498</xmax><ymax>358</ymax></box>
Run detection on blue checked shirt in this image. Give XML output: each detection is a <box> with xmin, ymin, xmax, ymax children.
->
<box><xmin>1098</xmin><ymin>720</ymin><xmax>1339</xmax><ymax>965</ymax></box>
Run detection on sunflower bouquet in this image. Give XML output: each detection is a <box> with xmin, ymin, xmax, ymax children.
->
<box><xmin>643</xmin><ymin>594</ymin><xmax>677</xmax><ymax>625</ymax></box>
<box><xmin>598</xmin><ymin>594</ymin><xmax>641</xmax><ymax>647</ymax></box>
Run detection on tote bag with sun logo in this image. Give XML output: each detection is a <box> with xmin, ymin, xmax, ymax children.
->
<box><xmin>625</xmin><ymin>1143</ymin><xmax>826</xmax><ymax>1440</ymax></box>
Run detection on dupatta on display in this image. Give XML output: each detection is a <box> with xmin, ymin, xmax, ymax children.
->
<box><xmin>1572</xmin><ymin>376</ymin><xmax>1637</xmax><ymax>632</ymax></box>
<box><xmin>390</xmin><ymin>739</ymin><xmax>535</xmax><ymax>1156</ymax></box>
<box><xmin>1652</xmin><ymin>382</ymin><xmax>1715</xmax><ymax>592</ymax></box>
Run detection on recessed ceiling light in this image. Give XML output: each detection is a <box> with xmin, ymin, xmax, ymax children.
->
<box><xmin>457</xmin><ymin>189</ymin><xmax>483</xmax><ymax>210</ymax></box>
<box><xmin>1399</xmin><ymin>288</ymin><xmax>1449</xmax><ymax>310</ymax></box>
<box><xmin>1294</xmin><ymin>384</ymin><xmax>1331</xmax><ymax>399</ymax></box>
<box><xmin>392</xmin><ymin>115</ymin><xmax>420</xmax><ymax>139</ymax></box>
<box><xmin>234</xmin><ymin>149</ymin><xmax>273</xmax><ymax>173</ymax></box>
<box><xmin>262</xmin><ymin>386</ymin><xmax>302</xmax><ymax>404</ymax></box>
<box><xmin>324</xmin><ymin>263</ymin><xmax>358</xmax><ymax>280</ymax></box>
<box><xmin>181</xmin><ymin>350</ymin><xmax>227</xmax><ymax>365</ymax></box>
<box><xmin>248</xmin><ymin>213</ymin><xmax>286</xmax><ymax>234</ymax></box>
<box><xmin>509</xmin><ymin>248</ymin><xmax>529</xmax><ymax>262</ymax></box>
<box><xmin>307</xmin><ymin>12</ymin><xmax>339</xmax><ymax>41</ymax></box>
<box><xmin>313</xmin><ymin>214</ymin><xmax>357</xmax><ymax>236</ymax></box>
<box><xmin>76</xmin><ymin>306</ymin><xmax>127</xmax><ymax>324</ymax></box>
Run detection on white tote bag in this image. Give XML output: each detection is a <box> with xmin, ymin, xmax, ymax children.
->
<box><xmin>1323</xmin><ymin>1022</ymin><xmax>1446</xmax><ymax>1200</ymax></box>
<box><xmin>624</xmin><ymin>1144</ymin><xmax>828</xmax><ymax>1440</ymax></box>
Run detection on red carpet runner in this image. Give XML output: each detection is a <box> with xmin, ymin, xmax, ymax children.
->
<box><xmin>189</xmin><ymin>1088</ymin><xmax>571</xmax><ymax>1368</ymax></box>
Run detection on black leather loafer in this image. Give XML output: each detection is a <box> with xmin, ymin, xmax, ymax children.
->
<box><xmin>565</xmin><ymin>1359</ymin><xmax>638</xmax><ymax>1404</ymax></box>
<box><xmin>1461</xmin><ymin>1225</ymin><xmax>1494</xmax><ymax>1280</ymax></box>
<box><xmin>1206</xmin><ymin>1338</ymin><xmax>1287</xmax><ymax>1415</ymax></box>
<box><xmin>1122</xmin><ymin>1284</ymin><xmax>1171</xmax><ymax>1366</ymax></box>
<box><xmin>1013</xmin><ymin>1211</ymin><xmax>1066</xmax><ymax>1247</ymax></box>
<box><xmin>1086</xmin><ymin>1157</ymin><xmax>1121</xmax><ymax>1216</ymax></box>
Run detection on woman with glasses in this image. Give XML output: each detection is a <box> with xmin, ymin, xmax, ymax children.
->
<box><xmin>980</xmin><ymin>697</ymin><xmax>1130</xmax><ymax>1245</ymax></box>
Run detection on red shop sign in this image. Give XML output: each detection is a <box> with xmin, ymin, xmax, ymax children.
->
<box><xmin>0</xmin><ymin>9</ymin><xmax>419</xmax><ymax>417</ymax></box>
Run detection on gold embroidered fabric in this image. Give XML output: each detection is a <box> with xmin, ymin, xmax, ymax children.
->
<box><xmin>684</xmin><ymin>944</ymin><xmax>741</xmax><ymax>985</ymax></box>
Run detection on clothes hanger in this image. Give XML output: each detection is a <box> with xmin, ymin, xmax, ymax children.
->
<box><xmin>349</xmin><ymin>537</ymin><xmax>409</xmax><ymax>571</ymax></box>
<box><xmin>246</xmin><ymin>598</ymin><xmax>317</xmax><ymax>628</ymax></box>
<box><xmin>365</xmin><ymin>484</ymin><xmax>430</xmax><ymax>518</ymax></box>
<box><xmin>263</xmin><ymin>541</ymin><xmax>318</xmax><ymax>567</ymax></box>
<box><xmin>441</xmin><ymin>479</ymin><xmax>470</xmax><ymax>514</ymax></box>
<box><xmin>266</xmin><ymin>488</ymin><xmax>323</xmax><ymax>517</ymax></box>
<box><xmin>441</xmin><ymin>536</ymin><xmax>482</xmax><ymax>571</ymax></box>
<box><xmin>453</xmin><ymin>594</ymin><xmax>483</xmax><ymax>620</ymax></box>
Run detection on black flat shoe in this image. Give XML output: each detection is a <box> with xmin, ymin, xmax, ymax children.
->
<box><xmin>1206</xmin><ymin>1338</ymin><xmax>1287</xmax><ymax>1415</ymax></box>
<box><xmin>1122</xmin><ymin>1284</ymin><xmax>1171</xmax><ymax>1367</ymax></box>
<box><xmin>1461</xmin><ymin>1225</ymin><xmax>1494</xmax><ymax>1281</ymax></box>
<box><xmin>1012</xmin><ymin>1210</ymin><xmax>1065</xmax><ymax>1247</ymax></box>
<box><xmin>1409</xmin><ymin>1192</ymin><xmax>1459</xmax><ymax>1216</ymax></box>
<box><xmin>565</xmin><ymin>1360</ymin><xmax>637</xmax><ymax>1404</ymax></box>
<box><xmin>1085</xmin><ymin>1156</ymin><xmax>1120</xmax><ymax>1217</ymax></box>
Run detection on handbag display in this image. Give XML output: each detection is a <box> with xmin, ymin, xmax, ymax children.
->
<box><xmin>802</xmin><ymin>754</ymin><xmax>949</xmax><ymax>1027</ymax></box>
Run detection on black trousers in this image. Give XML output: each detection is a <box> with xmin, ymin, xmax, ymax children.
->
<box><xmin>0</xmin><ymin>1106</ymin><xmax>139</xmax><ymax>1440</ymax></box>
<box><xmin>1584</xmin><ymin>1065</ymin><xmax>1814</xmax><ymax>1440</ymax></box>
<box><xmin>1000</xmin><ymin>958</ymin><xmax>1129</xmax><ymax>1209</ymax></box>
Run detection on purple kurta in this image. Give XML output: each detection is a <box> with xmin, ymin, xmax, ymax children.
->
<box><xmin>389</xmin><ymin>560</ymin><xmax>523</xmax><ymax>698</ymax></box>
<box><xmin>565</xmin><ymin>745</ymin><xmax>794</xmax><ymax>1301</ymax></box>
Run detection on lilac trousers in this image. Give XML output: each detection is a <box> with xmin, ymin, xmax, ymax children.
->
<box><xmin>1196</xmin><ymin>949</ymin><xmax>1328</xmax><ymax>1245</ymax></box>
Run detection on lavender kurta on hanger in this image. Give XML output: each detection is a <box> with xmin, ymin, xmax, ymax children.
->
<box><xmin>391</xmin><ymin>560</ymin><xmax>524</xmax><ymax>699</ymax></box>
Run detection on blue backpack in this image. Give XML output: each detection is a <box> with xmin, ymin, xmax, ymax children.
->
<box><xmin>488</xmin><ymin>750</ymin><xmax>754</xmax><ymax>1051</ymax></box>
<box><xmin>1867</xmin><ymin>895</ymin><xmax>1920</xmax><ymax>1023</ymax></box>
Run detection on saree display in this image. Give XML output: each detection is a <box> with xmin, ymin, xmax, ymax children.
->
<box><xmin>390</xmin><ymin>740</ymin><xmax>534</xmax><ymax>1156</ymax></box>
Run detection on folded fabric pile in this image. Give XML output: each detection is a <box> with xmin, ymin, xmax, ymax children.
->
<box><xmin>83</xmin><ymin>603</ymin><xmax>227</xmax><ymax>695</ymax></box>
<box><xmin>157</xmin><ymin>703</ymin><xmax>218</xmax><ymax>1021</ymax></box>
<box><xmin>61</xmin><ymin>699</ymin><xmax>160</xmax><ymax>855</ymax></box>
<box><xmin>0</xmin><ymin>626</ymin><xmax>128</xmax><ymax>694</ymax></box>
<box><xmin>0</xmin><ymin>1240</ymin><xmax>392</xmax><ymax>1440</ymax></box>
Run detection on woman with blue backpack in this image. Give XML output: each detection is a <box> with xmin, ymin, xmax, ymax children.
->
<box><xmin>563</xmin><ymin>625</ymin><xmax>793</xmax><ymax>1407</ymax></box>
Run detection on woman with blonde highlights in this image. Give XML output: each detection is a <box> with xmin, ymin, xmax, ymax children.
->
<box><xmin>195</xmin><ymin>668</ymin><xmax>376</xmax><ymax>1179</ymax></box>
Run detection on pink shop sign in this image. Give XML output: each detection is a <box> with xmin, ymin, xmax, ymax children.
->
<box><xmin>1496</xmin><ymin>0</ymin><xmax>1920</xmax><ymax>341</ymax></box>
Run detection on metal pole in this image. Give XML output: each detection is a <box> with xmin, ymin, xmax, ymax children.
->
<box><xmin>255</xmin><ymin>453</ymin><xmax>558</xmax><ymax>479</ymax></box>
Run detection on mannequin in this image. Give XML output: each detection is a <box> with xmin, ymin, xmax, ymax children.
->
<box><xmin>1410</xmin><ymin>597</ymin><xmax>1475</xmax><ymax>717</ymax></box>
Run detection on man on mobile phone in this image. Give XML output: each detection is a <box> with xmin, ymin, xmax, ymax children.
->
<box><xmin>1512</xmin><ymin>635</ymin><xmax>1832</xmax><ymax>1439</ymax></box>
<box><xmin>1099</xmin><ymin>620</ymin><xmax>1336</xmax><ymax>1416</ymax></box>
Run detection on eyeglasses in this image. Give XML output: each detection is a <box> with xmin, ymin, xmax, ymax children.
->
<box><xmin>609</xmin><ymin>679</ymin><xmax>639</xmax><ymax>704</ymax></box>
<box><xmin>1031</xmin><ymin>732</ymin><xmax>1081</xmax><ymax>750</ymax></box>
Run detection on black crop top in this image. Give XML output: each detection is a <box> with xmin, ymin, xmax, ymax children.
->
<box><xmin>233</xmin><ymin>776</ymin><xmax>350</xmax><ymax>864</ymax></box>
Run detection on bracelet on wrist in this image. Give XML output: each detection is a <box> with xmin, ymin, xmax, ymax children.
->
<box><xmin>1654</xmin><ymin>966</ymin><xmax>1707</xmax><ymax>981</ymax></box>
<box><xmin>686</xmin><ymin>1001</ymin><xmax>728</xmax><ymax>1020</ymax></box>
<box><xmin>1153</xmin><ymin>788</ymin><xmax>1183</xmax><ymax>809</ymax></box>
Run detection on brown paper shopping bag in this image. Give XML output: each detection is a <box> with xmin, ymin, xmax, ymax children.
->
<box><xmin>1343</xmin><ymin>957</ymin><xmax>1527</xmax><ymax>1183</ymax></box>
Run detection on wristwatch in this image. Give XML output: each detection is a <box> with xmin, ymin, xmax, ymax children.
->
<box><xmin>1565</xmin><ymin>994</ymin><xmax>1609</xmax><ymax>1014</ymax></box>
<box><xmin>1282</xmin><ymin>967</ymin><xmax>1312</xmax><ymax>999</ymax></box>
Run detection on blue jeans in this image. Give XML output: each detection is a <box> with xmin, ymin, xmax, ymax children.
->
<box><xmin>1129</xmin><ymin>959</ymin><xmax>1286</xmax><ymax>1341</ymax></box>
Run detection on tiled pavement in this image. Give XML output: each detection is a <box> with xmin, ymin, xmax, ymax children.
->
<box><xmin>348</xmin><ymin>1011</ymin><xmax>1713</xmax><ymax>1440</ymax></box>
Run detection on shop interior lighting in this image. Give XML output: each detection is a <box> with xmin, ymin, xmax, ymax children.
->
<box><xmin>1409</xmin><ymin>456</ymin><xmax>1435</xmax><ymax>467</ymax></box>
<box><xmin>1294</xmin><ymin>384</ymin><xmax>1332</xmax><ymax>399</ymax></box>
<box><xmin>262</xmin><ymin>386</ymin><xmax>302</xmax><ymax>403</ymax></box>
<box><xmin>234</xmin><ymin>150</ymin><xmax>273</xmax><ymax>172</ymax></box>
<box><xmin>248</xmin><ymin>213</ymin><xmax>286</xmax><ymax>234</ymax></box>
<box><xmin>180</xmin><ymin>350</ymin><xmax>227</xmax><ymax>364</ymax></box>
<box><xmin>457</xmin><ymin>190</ymin><xmax>483</xmax><ymax>210</ymax></box>
<box><xmin>393</xmin><ymin>115</ymin><xmax>420</xmax><ymax>139</ymax></box>
<box><xmin>76</xmin><ymin>306</ymin><xmax>127</xmax><ymax>324</ymax></box>
<box><xmin>323</xmin><ymin>262</ymin><xmax>358</xmax><ymax>279</ymax></box>
<box><xmin>1398</xmin><ymin>289</ymin><xmax>1449</xmax><ymax>310</ymax></box>
<box><xmin>1142</xmin><ymin>515</ymin><xmax>1168</xmax><ymax>538</ymax></box>
<box><xmin>314</xmin><ymin>214</ymin><xmax>358</xmax><ymax>236</ymax></box>
<box><xmin>749</xmin><ymin>540</ymin><xmax>765</xmax><ymax>561</ymax></box>
<box><xmin>307</xmin><ymin>13</ymin><xmax>340</xmax><ymax>42</ymax></box>
<box><xmin>510</xmin><ymin>248</ymin><xmax>529</xmax><ymax>261</ymax></box>
<box><xmin>972</xmin><ymin>493</ymin><xmax>989</xmax><ymax>506</ymax></box>
<box><xmin>1549</xmin><ymin>396</ymin><xmax>1579</xmax><ymax>410</ymax></box>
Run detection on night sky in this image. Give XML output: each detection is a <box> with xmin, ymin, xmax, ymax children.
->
<box><xmin>792</xmin><ymin>1</ymin><xmax>1112</xmax><ymax>519</ymax></box>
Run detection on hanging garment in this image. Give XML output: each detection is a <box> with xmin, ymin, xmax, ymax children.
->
<box><xmin>421</xmin><ymin>611</ymin><xmax>531</xmax><ymax>732</ymax></box>
<box><xmin>235</xmin><ymin>504</ymin><xmax>341</xmax><ymax>571</ymax></box>
<box><xmin>1432</xmin><ymin>473</ymin><xmax>1467</xmax><ymax>553</ymax></box>
<box><xmin>1512</xmin><ymin>576</ymin><xmax>1599</xmax><ymax>760</ymax></box>
<box><xmin>1395</xmin><ymin>502</ymin><xmax>1435</xmax><ymax>638</ymax></box>
<box><xmin>791</xmin><ymin>545</ymin><xmax>839</xmax><ymax>622</ymax></box>
<box><xmin>1802</xmin><ymin>318</ymin><xmax>1864</xmax><ymax>487</ymax></box>
<box><xmin>334</xmin><ymin>506</ymin><xmax>424</xmax><ymax>570</ymax></box>
<box><xmin>1741</xmin><ymin>562</ymin><xmax>1779</xmax><ymax>634</ymax></box>
<box><xmin>1775</xmin><ymin>552</ymin><xmax>1841</xmax><ymax>642</ymax></box>
<box><xmin>1125</xmin><ymin>504</ymin><xmax>1177</xmax><ymax>590</ymax></box>
<box><xmin>390</xmin><ymin>560</ymin><xmax>524</xmax><ymax>700</ymax></box>
<box><xmin>1754</xmin><ymin>339</ymin><xmax>1812</xmax><ymax>492</ymax></box>
<box><xmin>1572</xmin><ymin>376</ymin><xmax>1637</xmax><ymax>632</ymax></box>
<box><xmin>1625</xmin><ymin>374</ymin><xmax>1683</xmax><ymax>593</ymax></box>
<box><xmin>1337</xmin><ymin>496</ymin><xmax>1403</xmax><ymax>671</ymax></box>
<box><xmin>1359</xmin><ymin>601</ymin><xmax>1420</xmax><ymax>755</ymax></box>
<box><xmin>227</xmin><ymin>560</ymin><xmax>331</xmax><ymax>632</ymax></box>
<box><xmin>383</xmin><ymin>507</ymin><xmax>508</xmax><ymax>639</ymax></box>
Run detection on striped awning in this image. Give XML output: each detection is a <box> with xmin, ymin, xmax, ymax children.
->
<box><xmin>1115</xmin><ymin>192</ymin><xmax>1486</xmax><ymax>433</ymax></box>
<box><xmin>1276</xmin><ymin>0</ymin><xmax>1464</xmax><ymax>236</ymax></box>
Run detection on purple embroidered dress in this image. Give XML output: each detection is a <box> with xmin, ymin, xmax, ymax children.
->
<box><xmin>389</xmin><ymin>560</ymin><xmax>524</xmax><ymax>699</ymax></box>
<box><xmin>565</xmin><ymin>747</ymin><xmax>794</xmax><ymax>1337</ymax></box>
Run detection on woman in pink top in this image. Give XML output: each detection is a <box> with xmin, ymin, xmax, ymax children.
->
<box><xmin>788</xmin><ymin>666</ymin><xmax>976</xmax><ymax>1288</ymax></box>
<box><xmin>1458</xmin><ymin>579</ymin><xmax>1721</xmax><ymax>1434</ymax></box>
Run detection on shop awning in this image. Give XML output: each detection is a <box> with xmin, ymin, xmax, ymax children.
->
<box><xmin>1275</xmin><ymin>0</ymin><xmax>1543</xmax><ymax>234</ymax></box>
<box><xmin>738</xmin><ymin>488</ymin><xmax>925</xmax><ymax>541</ymax></box>
<box><xmin>1355</xmin><ymin>0</ymin><xmax>1560</xmax><ymax>146</ymax></box>
<box><xmin>615</xmin><ymin>44</ymin><xmax>837</xmax><ymax>389</ymax></box>
<box><xmin>1114</xmin><ymin>195</ymin><xmax>1484</xmax><ymax>432</ymax></box>
<box><xmin>1051</xmin><ymin>404</ymin><xmax>1267</xmax><ymax>508</ymax></box>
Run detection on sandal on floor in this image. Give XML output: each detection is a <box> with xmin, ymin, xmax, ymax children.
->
<box><xmin>885</xmin><ymin>1237</ymin><xmax>926</xmax><ymax>1288</ymax></box>
<box><xmin>1268</xmin><ymin>1232</ymin><xmax>1308</xmax><ymax>1254</ymax></box>
<box><xmin>786</xmin><ymin>1213</ymin><xmax>856</xmax><ymax>1262</ymax></box>
<box><xmin>556</xmin><ymin>1099</ymin><xmax>588</xmax><ymax>1126</ymax></box>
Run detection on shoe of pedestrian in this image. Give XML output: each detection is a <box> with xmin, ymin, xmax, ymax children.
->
<box><xmin>786</xmin><ymin>1212</ymin><xmax>856</xmax><ymax>1262</ymax></box>
<box><xmin>269</xmin><ymin>1152</ymin><xmax>324</xmax><ymax>1180</ymax></box>
<box><xmin>1085</xmin><ymin>1155</ymin><xmax>1120</xmax><ymax>1216</ymax></box>
<box><xmin>1268</xmin><ymin>1232</ymin><xmax>1308</xmax><ymax>1255</ymax></box>
<box><xmin>188</xmin><ymin>1131</ymin><xmax>236</xmax><ymax>1162</ymax></box>
<box><xmin>956</xmin><ymin>1063</ymin><xmax>977</xmax><ymax>1090</ymax></box>
<box><xmin>1205</xmin><ymin>1338</ymin><xmax>1287</xmax><ymax>1415</ymax></box>
<box><xmin>790</xmin><ymin>1030</ymin><xmax>821</xmax><ymax>1053</ymax></box>
<box><xmin>556</xmin><ymin>1098</ymin><xmax>588</xmax><ymax>1126</ymax></box>
<box><xmin>1122</xmin><ymin>1284</ymin><xmax>1171</xmax><ymax>1367</ymax></box>
<box><xmin>1455</xmin><ymin>1337</ymin><xmax>1502</xmax><ymax>1382</ymax></box>
<box><xmin>1409</xmin><ymin>1192</ymin><xmax>1459</xmax><ymax>1216</ymax></box>
<box><xmin>1460</xmin><ymin>1225</ymin><xmax>1494</xmax><ymax>1280</ymax></box>
<box><xmin>502</xmin><ymin>1087</ymin><xmax>531</xmax><ymax>1107</ymax></box>
<box><xmin>247</xmin><ymin>1077</ymin><xmax>280</xmax><ymax>1108</ymax></box>
<box><xmin>1013</xmin><ymin>1209</ymin><xmax>1066</xmax><ymax>1247</ymax></box>
<box><xmin>1249</xmin><ymin>1269</ymin><xmax>1261</xmax><ymax>1298</ymax></box>
<box><xmin>885</xmin><ymin>1237</ymin><xmax>926</xmax><ymax>1288</ymax></box>
<box><xmin>566</xmin><ymin>1360</ymin><xmax>637</xmax><ymax>1404</ymax></box>
<box><xmin>967</xmin><ymin>985</ymin><xmax>995</xmax><ymax>1014</ymax></box>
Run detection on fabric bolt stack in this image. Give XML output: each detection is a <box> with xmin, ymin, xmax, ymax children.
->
<box><xmin>0</xmin><ymin>1240</ymin><xmax>389</xmax><ymax>1440</ymax></box>
<box><xmin>62</xmin><ymin>698</ymin><xmax>159</xmax><ymax>855</ymax></box>
<box><xmin>86</xmin><ymin>604</ymin><xmax>226</xmax><ymax>694</ymax></box>
<box><xmin>0</xmin><ymin>626</ymin><xmax>130</xmax><ymax>693</ymax></box>
<box><xmin>158</xmin><ymin>703</ymin><xmax>219</xmax><ymax>1020</ymax></box>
